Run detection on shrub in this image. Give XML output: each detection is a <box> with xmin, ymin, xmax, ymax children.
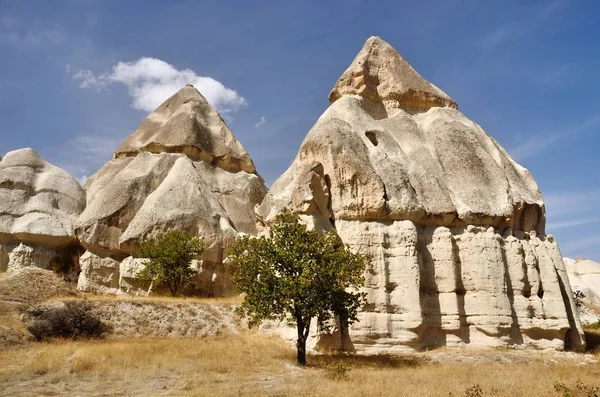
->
<box><xmin>574</xmin><ymin>290</ymin><xmax>586</xmax><ymax>308</ymax></box>
<box><xmin>27</xmin><ymin>301</ymin><xmax>108</xmax><ymax>341</ymax></box>
<box><xmin>137</xmin><ymin>230</ymin><xmax>205</xmax><ymax>296</ymax></box>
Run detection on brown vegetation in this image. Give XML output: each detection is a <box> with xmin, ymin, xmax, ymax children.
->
<box><xmin>1</xmin><ymin>332</ymin><xmax>599</xmax><ymax>397</ymax></box>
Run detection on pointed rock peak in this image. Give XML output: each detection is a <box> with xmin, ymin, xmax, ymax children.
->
<box><xmin>329</xmin><ymin>36</ymin><xmax>457</xmax><ymax>113</ymax></box>
<box><xmin>114</xmin><ymin>85</ymin><xmax>256</xmax><ymax>174</ymax></box>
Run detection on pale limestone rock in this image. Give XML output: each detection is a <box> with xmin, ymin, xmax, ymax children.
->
<box><xmin>566</xmin><ymin>258</ymin><xmax>600</xmax><ymax>306</ymax></box>
<box><xmin>77</xmin><ymin>250</ymin><xmax>121</xmax><ymax>294</ymax></box>
<box><xmin>76</xmin><ymin>85</ymin><xmax>266</xmax><ymax>295</ymax></box>
<box><xmin>258</xmin><ymin>37</ymin><xmax>584</xmax><ymax>352</ymax></box>
<box><xmin>7</xmin><ymin>243</ymin><xmax>58</xmax><ymax>272</ymax></box>
<box><xmin>329</xmin><ymin>36</ymin><xmax>457</xmax><ymax>114</ymax></box>
<box><xmin>114</xmin><ymin>85</ymin><xmax>256</xmax><ymax>174</ymax></box>
<box><xmin>0</xmin><ymin>148</ymin><xmax>85</xmax><ymax>272</ymax></box>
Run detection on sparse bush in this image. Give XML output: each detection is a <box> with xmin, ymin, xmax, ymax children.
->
<box><xmin>585</xmin><ymin>320</ymin><xmax>600</xmax><ymax>330</ymax></box>
<box><xmin>464</xmin><ymin>384</ymin><xmax>483</xmax><ymax>397</ymax></box>
<box><xmin>326</xmin><ymin>361</ymin><xmax>351</xmax><ymax>380</ymax></box>
<box><xmin>554</xmin><ymin>379</ymin><xmax>599</xmax><ymax>397</ymax></box>
<box><xmin>574</xmin><ymin>290</ymin><xmax>586</xmax><ymax>308</ymax></box>
<box><xmin>27</xmin><ymin>301</ymin><xmax>108</xmax><ymax>341</ymax></box>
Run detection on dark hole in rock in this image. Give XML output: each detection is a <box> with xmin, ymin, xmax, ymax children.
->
<box><xmin>365</xmin><ymin>131</ymin><xmax>378</xmax><ymax>146</ymax></box>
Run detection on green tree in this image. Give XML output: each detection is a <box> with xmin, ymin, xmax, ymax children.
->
<box><xmin>230</xmin><ymin>213</ymin><xmax>367</xmax><ymax>365</ymax></box>
<box><xmin>137</xmin><ymin>230</ymin><xmax>205</xmax><ymax>296</ymax></box>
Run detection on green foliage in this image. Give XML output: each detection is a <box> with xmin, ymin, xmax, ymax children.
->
<box><xmin>585</xmin><ymin>320</ymin><xmax>600</xmax><ymax>330</ymax></box>
<box><xmin>230</xmin><ymin>212</ymin><xmax>368</xmax><ymax>364</ymax></box>
<box><xmin>137</xmin><ymin>230</ymin><xmax>205</xmax><ymax>296</ymax></box>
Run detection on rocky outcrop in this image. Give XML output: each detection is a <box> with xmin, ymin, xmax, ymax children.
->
<box><xmin>566</xmin><ymin>258</ymin><xmax>600</xmax><ymax>324</ymax></box>
<box><xmin>258</xmin><ymin>37</ymin><xmax>585</xmax><ymax>352</ymax></box>
<box><xmin>0</xmin><ymin>148</ymin><xmax>85</xmax><ymax>272</ymax></box>
<box><xmin>566</xmin><ymin>258</ymin><xmax>600</xmax><ymax>306</ymax></box>
<box><xmin>76</xmin><ymin>85</ymin><xmax>267</xmax><ymax>295</ymax></box>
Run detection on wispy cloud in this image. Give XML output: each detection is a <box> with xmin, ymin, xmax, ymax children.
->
<box><xmin>0</xmin><ymin>15</ymin><xmax>65</xmax><ymax>49</ymax></box>
<box><xmin>43</xmin><ymin>134</ymin><xmax>122</xmax><ymax>186</ymax></box>
<box><xmin>254</xmin><ymin>116</ymin><xmax>267</xmax><ymax>128</ymax></box>
<box><xmin>548</xmin><ymin>218</ymin><xmax>600</xmax><ymax>231</ymax></box>
<box><xmin>559</xmin><ymin>234</ymin><xmax>600</xmax><ymax>258</ymax></box>
<box><xmin>508</xmin><ymin>114</ymin><xmax>600</xmax><ymax>160</ymax></box>
<box><xmin>545</xmin><ymin>190</ymin><xmax>600</xmax><ymax>218</ymax></box>
<box><xmin>478</xmin><ymin>0</ymin><xmax>563</xmax><ymax>52</ymax></box>
<box><xmin>73</xmin><ymin>58</ymin><xmax>247</xmax><ymax>114</ymax></box>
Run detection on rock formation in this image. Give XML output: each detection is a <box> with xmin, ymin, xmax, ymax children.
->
<box><xmin>257</xmin><ymin>37</ymin><xmax>585</xmax><ymax>352</ymax></box>
<box><xmin>565</xmin><ymin>257</ymin><xmax>600</xmax><ymax>324</ymax></box>
<box><xmin>76</xmin><ymin>85</ymin><xmax>267</xmax><ymax>295</ymax></box>
<box><xmin>566</xmin><ymin>258</ymin><xmax>600</xmax><ymax>306</ymax></box>
<box><xmin>0</xmin><ymin>148</ymin><xmax>85</xmax><ymax>272</ymax></box>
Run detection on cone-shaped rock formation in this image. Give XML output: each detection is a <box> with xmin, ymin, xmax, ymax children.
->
<box><xmin>0</xmin><ymin>148</ymin><xmax>85</xmax><ymax>272</ymax></box>
<box><xmin>76</xmin><ymin>85</ymin><xmax>267</xmax><ymax>295</ymax></box>
<box><xmin>258</xmin><ymin>37</ymin><xmax>585</xmax><ymax>352</ymax></box>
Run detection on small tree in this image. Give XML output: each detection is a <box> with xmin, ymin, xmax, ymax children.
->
<box><xmin>230</xmin><ymin>213</ymin><xmax>367</xmax><ymax>365</ymax></box>
<box><xmin>137</xmin><ymin>230</ymin><xmax>205</xmax><ymax>296</ymax></box>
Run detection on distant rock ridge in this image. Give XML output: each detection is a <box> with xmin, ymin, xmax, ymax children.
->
<box><xmin>76</xmin><ymin>85</ymin><xmax>267</xmax><ymax>295</ymax></box>
<box><xmin>0</xmin><ymin>148</ymin><xmax>85</xmax><ymax>272</ymax></box>
<box><xmin>258</xmin><ymin>36</ymin><xmax>585</xmax><ymax>352</ymax></box>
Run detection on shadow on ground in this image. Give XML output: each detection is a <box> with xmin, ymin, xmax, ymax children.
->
<box><xmin>307</xmin><ymin>352</ymin><xmax>426</xmax><ymax>369</ymax></box>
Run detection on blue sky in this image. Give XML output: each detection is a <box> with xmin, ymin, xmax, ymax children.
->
<box><xmin>0</xmin><ymin>0</ymin><xmax>599</xmax><ymax>260</ymax></box>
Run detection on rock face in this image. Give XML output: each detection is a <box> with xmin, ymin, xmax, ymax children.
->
<box><xmin>0</xmin><ymin>148</ymin><xmax>85</xmax><ymax>272</ymax></box>
<box><xmin>257</xmin><ymin>37</ymin><xmax>585</xmax><ymax>352</ymax></box>
<box><xmin>565</xmin><ymin>257</ymin><xmax>600</xmax><ymax>324</ymax></box>
<box><xmin>76</xmin><ymin>85</ymin><xmax>267</xmax><ymax>295</ymax></box>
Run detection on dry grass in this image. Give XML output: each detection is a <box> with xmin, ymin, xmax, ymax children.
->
<box><xmin>1</xmin><ymin>332</ymin><xmax>599</xmax><ymax>397</ymax></box>
<box><xmin>59</xmin><ymin>292</ymin><xmax>244</xmax><ymax>305</ymax></box>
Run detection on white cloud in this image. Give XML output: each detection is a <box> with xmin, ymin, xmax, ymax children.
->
<box><xmin>73</xmin><ymin>69</ymin><xmax>108</xmax><ymax>91</ymax></box>
<box><xmin>254</xmin><ymin>116</ymin><xmax>267</xmax><ymax>128</ymax></box>
<box><xmin>73</xmin><ymin>57</ymin><xmax>247</xmax><ymax>114</ymax></box>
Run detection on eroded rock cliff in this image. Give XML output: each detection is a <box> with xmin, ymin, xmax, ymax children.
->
<box><xmin>76</xmin><ymin>85</ymin><xmax>267</xmax><ymax>295</ymax></box>
<box><xmin>0</xmin><ymin>148</ymin><xmax>85</xmax><ymax>272</ymax></box>
<box><xmin>257</xmin><ymin>37</ymin><xmax>585</xmax><ymax>352</ymax></box>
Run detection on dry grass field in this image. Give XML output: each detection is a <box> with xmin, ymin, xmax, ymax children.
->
<box><xmin>2</xmin><ymin>269</ymin><xmax>600</xmax><ymax>397</ymax></box>
<box><xmin>1</xmin><ymin>330</ymin><xmax>599</xmax><ymax>397</ymax></box>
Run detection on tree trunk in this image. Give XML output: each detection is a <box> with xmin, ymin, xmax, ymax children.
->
<box><xmin>339</xmin><ymin>317</ymin><xmax>350</xmax><ymax>352</ymax></box>
<box><xmin>296</xmin><ymin>318</ymin><xmax>307</xmax><ymax>365</ymax></box>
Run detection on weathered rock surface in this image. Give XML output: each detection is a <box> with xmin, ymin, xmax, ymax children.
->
<box><xmin>0</xmin><ymin>148</ymin><xmax>85</xmax><ymax>272</ymax></box>
<box><xmin>258</xmin><ymin>36</ymin><xmax>585</xmax><ymax>352</ymax></box>
<box><xmin>76</xmin><ymin>85</ymin><xmax>266</xmax><ymax>295</ymax></box>
<box><xmin>565</xmin><ymin>257</ymin><xmax>600</xmax><ymax>324</ymax></box>
<box><xmin>566</xmin><ymin>258</ymin><xmax>600</xmax><ymax>306</ymax></box>
<box><xmin>329</xmin><ymin>36</ymin><xmax>458</xmax><ymax>114</ymax></box>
